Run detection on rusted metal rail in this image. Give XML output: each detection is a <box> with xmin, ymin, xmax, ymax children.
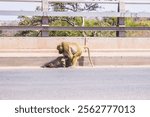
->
<box><xmin>1</xmin><ymin>26</ymin><xmax>150</xmax><ymax>31</ymax></box>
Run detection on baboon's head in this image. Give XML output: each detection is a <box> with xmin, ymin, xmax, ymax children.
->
<box><xmin>57</xmin><ymin>44</ymin><xmax>63</xmax><ymax>54</ymax></box>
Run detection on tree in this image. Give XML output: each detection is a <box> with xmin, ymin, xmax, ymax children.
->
<box><xmin>49</xmin><ymin>2</ymin><xmax>102</xmax><ymax>37</ymax></box>
<box><xmin>15</xmin><ymin>16</ymin><xmax>42</xmax><ymax>37</ymax></box>
<box><xmin>15</xmin><ymin>3</ymin><xmax>103</xmax><ymax>37</ymax></box>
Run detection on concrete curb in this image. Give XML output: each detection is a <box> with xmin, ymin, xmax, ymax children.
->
<box><xmin>1</xmin><ymin>51</ymin><xmax>150</xmax><ymax>66</ymax></box>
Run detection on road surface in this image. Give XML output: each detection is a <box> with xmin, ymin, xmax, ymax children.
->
<box><xmin>0</xmin><ymin>67</ymin><xmax>150</xmax><ymax>100</ymax></box>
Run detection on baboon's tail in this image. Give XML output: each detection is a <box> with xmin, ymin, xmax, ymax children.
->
<box><xmin>84</xmin><ymin>47</ymin><xmax>94</xmax><ymax>67</ymax></box>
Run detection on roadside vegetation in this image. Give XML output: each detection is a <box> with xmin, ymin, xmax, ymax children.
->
<box><xmin>15</xmin><ymin>16</ymin><xmax>150</xmax><ymax>37</ymax></box>
<box><xmin>1</xmin><ymin>2</ymin><xmax>150</xmax><ymax>37</ymax></box>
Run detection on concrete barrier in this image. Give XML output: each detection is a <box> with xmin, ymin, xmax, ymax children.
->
<box><xmin>1</xmin><ymin>37</ymin><xmax>150</xmax><ymax>50</ymax></box>
<box><xmin>0</xmin><ymin>37</ymin><xmax>84</xmax><ymax>50</ymax></box>
<box><xmin>1</xmin><ymin>37</ymin><xmax>150</xmax><ymax>67</ymax></box>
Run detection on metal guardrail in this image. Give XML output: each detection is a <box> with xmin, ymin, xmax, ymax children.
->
<box><xmin>1</xmin><ymin>26</ymin><xmax>150</xmax><ymax>31</ymax></box>
<box><xmin>0</xmin><ymin>0</ymin><xmax>150</xmax><ymax>4</ymax></box>
<box><xmin>0</xmin><ymin>0</ymin><xmax>150</xmax><ymax>17</ymax></box>
<box><xmin>0</xmin><ymin>11</ymin><xmax>150</xmax><ymax>17</ymax></box>
<box><xmin>0</xmin><ymin>0</ymin><xmax>150</xmax><ymax>37</ymax></box>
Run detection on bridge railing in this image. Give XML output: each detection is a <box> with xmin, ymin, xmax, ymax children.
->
<box><xmin>0</xmin><ymin>0</ymin><xmax>150</xmax><ymax>37</ymax></box>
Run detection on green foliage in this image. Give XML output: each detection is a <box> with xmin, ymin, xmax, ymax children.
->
<box><xmin>126</xmin><ymin>18</ymin><xmax>150</xmax><ymax>27</ymax></box>
<box><xmin>49</xmin><ymin>31</ymin><xmax>83</xmax><ymax>37</ymax></box>
<box><xmin>16</xmin><ymin>3</ymin><xmax>116</xmax><ymax>37</ymax></box>
<box><xmin>15</xmin><ymin>16</ymin><xmax>118</xmax><ymax>37</ymax></box>
<box><xmin>103</xmin><ymin>18</ymin><xmax>117</xmax><ymax>26</ymax></box>
<box><xmin>15</xmin><ymin>8</ymin><xmax>150</xmax><ymax>37</ymax></box>
<box><xmin>126</xmin><ymin>18</ymin><xmax>150</xmax><ymax>37</ymax></box>
<box><xmin>15</xmin><ymin>31</ymin><xmax>39</xmax><ymax>37</ymax></box>
<box><xmin>15</xmin><ymin>16</ymin><xmax>41</xmax><ymax>37</ymax></box>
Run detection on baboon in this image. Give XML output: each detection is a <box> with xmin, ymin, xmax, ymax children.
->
<box><xmin>57</xmin><ymin>42</ymin><xmax>93</xmax><ymax>67</ymax></box>
<box><xmin>42</xmin><ymin>56</ymin><xmax>67</xmax><ymax>68</ymax></box>
<box><xmin>57</xmin><ymin>42</ymin><xmax>82</xmax><ymax>67</ymax></box>
<box><xmin>42</xmin><ymin>42</ymin><xmax>93</xmax><ymax>68</ymax></box>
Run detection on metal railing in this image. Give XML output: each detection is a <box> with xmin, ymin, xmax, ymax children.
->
<box><xmin>0</xmin><ymin>0</ymin><xmax>150</xmax><ymax>17</ymax></box>
<box><xmin>0</xmin><ymin>0</ymin><xmax>150</xmax><ymax>37</ymax></box>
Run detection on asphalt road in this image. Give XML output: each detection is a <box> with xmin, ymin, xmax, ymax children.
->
<box><xmin>0</xmin><ymin>67</ymin><xmax>150</xmax><ymax>100</ymax></box>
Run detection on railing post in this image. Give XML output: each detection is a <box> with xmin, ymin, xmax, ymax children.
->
<box><xmin>116</xmin><ymin>0</ymin><xmax>125</xmax><ymax>37</ymax></box>
<box><xmin>42</xmin><ymin>0</ymin><xmax>49</xmax><ymax>37</ymax></box>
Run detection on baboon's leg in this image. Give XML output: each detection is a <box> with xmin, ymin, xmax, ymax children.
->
<box><xmin>72</xmin><ymin>56</ymin><xmax>80</xmax><ymax>66</ymax></box>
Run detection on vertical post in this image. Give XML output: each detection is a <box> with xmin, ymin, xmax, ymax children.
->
<box><xmin>116</xmin><ymin>0</ymin><xmax>125</xmax><ymax>37</ymax></box>
<box><xmin>42</xmin><ymin>0</ymin><xmax>49</xmax><ymax>37</ymax></box>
